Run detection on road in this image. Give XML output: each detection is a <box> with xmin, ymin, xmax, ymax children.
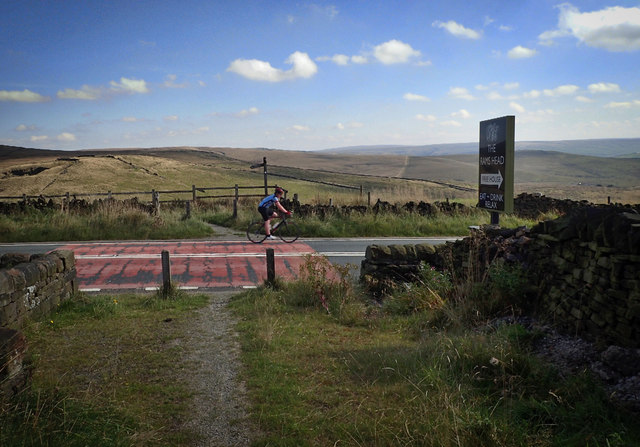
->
<box><xmin>0</xmin><ymin>237</ymin><xmax>459</xmax><ymax>292</ymax></box>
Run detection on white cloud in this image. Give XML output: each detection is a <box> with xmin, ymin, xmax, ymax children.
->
<box><xmin>487</xmin><ymin>91</ymin><xmax>504</xmax><ymax>100</ymax></box>
<box><xmin>316</xmin><ymin>54</ymin><xmax>350</xmax><ymax>65</ymax></box>
<box><xmin>57</xmin><ymin>85</ymin><xmax>102</xmax><ymax>100</ymax></box>
<box><xmin>336</xmin><ymin>121</ymin><xmax>364</xmax><ymax>130</ymax></box>
<box><xmin>524</xmin><ymin>90</ymin><xmax>542</xmax><ymax>99</ymax></box>
<box><xmin>507</xmin><ymin>45</ymin><xmax>538</xmax><ymax>59</ymax></box>
<box><xmin>543</xmin><ymin>84</ymin><xmax>580</xmax><ymax>96</ymax></box>
<box><xmin>163</xmin><ymin>74</ymin><xmax>188</xmax><ymax>88</ymax></box>
<box><xmin>539</xmin><ymin>4</ymin><xmax>640</xmax><ymax>51</ymax></box>
<box><xmin>588</xmin><ymin>82</ymin><xmax>621</xmax><ymax>94</ymax></box>
<box><xmin>504</xmin><ymin>82</ymin><xmax>519</xmax><ymax>90</ymax></box>
<box><xmin>30</xmin><ymin>135</ymin><xmax>48</xmax><ymax>141</ymax></box>
<box><xmin>228</xmin><ymin>51</ymin><xmax>318</xmax><ymax>82</ymax></box>
<box><xmin>440</xmin><ymin>120</ymin><xmax>462</xmax><ymax>127</ymax></box>
<box><xmin>416</xmin><ymin>114</ymin><xmax>436</xmax><ymax>122</ymax></box>
<box><xmin>432</xmin><ymin>20</ymin><xmax>482</xmax><ymax>39</ymax></box>
<box><xmin>15</xmin><ymin>124</ymin><xmax>36</xmax><ymax>131</ymax></box>
<box><xmin>576</xmin><ymin>96</ymin><xmax>593</xmax><ymax>103</ymax></box>
<box><xmin>448</xmin><ymin>87</ymin><xmax>475</xmax><ymax>100</ymax></box>
<box><xmin>403</xmin><ymin>93</ymin><xmax>430</xmax><ymax>102</ymax></box>
<box><xmin>452</xmin><ymin>109</ymin><xmax>471</xmax><ymax>118</ymax></box>
<box><xmin>237</xmin><ymin>107</ymin><xmax>259</xmax><ymax>117</ymax></box>
<box><xmin>499</xmin><ymin>25</ymin><xmax>513</xmax><ymax>32</ymax></box>
<box><xmin>351</xmin><ymin>55</ymin><xmax>368</xmax><ymax>64</ymax></box>
<box><xmin>122</xmin><ymin>116</ymin><xmax>140</xmax><ymax>122</ymax></box>
<box><xmin>164</xmin><ymin>115</ymin><xmax>179</xmax><ymax>121</ymax></box>
<box><xmin>57</xmin><ymin>132</ymin><xmax>76</xmax><ymax>142</ymax></box>
<box><xmin>110</xmin><ymin>77</ymin><xmax>149</xmax><ymax>94</ymax></box>
<box><xmin>291</xmin><ymin>124</ymin><xmax>310</xmax><ymax>131</ymax></box>
<box><xmin>605</xmin><ymin>100</ymin><xmax>640</xmax><ymax>108</ymax></box>
<box><xmin>373</xmin><ymin>40</ymin><xmax>421</xmax><ymax>64</ymax></box>
<box><xmin>510</xmin><ymin>102</ymin><xmax>526</xmax><ymax>113</ymax></box>
<box><xmin>0</xmin><ymin>89</ymin><xmax>50</xmax><ymax>102</ymax></box>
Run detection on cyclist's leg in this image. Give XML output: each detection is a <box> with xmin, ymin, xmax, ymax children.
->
<box><xmin>260</xmin><ymin>206</ymin><xmax>275</xmax><ymax>235</ymax></box>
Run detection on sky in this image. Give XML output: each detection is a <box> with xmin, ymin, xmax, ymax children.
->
<box><xmin>1</xmin><ymin>0</ymin><xmax>640</xmax><ymax>151</ymax></box>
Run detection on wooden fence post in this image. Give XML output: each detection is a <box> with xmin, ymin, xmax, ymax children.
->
<box><xmin>152</xmin><ymin>190</ymin><xmax>160</xmax><ymax>214</ymax></box>
<box><xmin>233</xmin><ymin>184</ymin><xmax>239</xmax><ymax>219</ymax></box>
<box><xmin>263</xmin><ymin>157</ymin><xmax>268</xmax><ymax>196</ymax></box>
<box><xmin>161</xmin><ymin>250</ymin><xmax>171</xmax><ymax>294</ymax></box>
<box><xmin>192</xmin><ymin>185</ymin><xmax>197</xmax><ymax>202</ymax></box>
<box><xmin>367</xmin><ymin>191</ymin><xmax>371</xmax><ymax>207</ymax></box>
<box><xmin>185</xmin><ymin>200</ymin><xmax>191</xmax><ymax>219</ymax></box>
<box><xmin>266</xmin><ymin>248</ymin><xmax>275</xmax><ymax>285</ymax></box>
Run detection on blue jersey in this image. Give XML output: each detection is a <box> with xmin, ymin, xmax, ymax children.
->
<box><xmin>258</xmin><ymin>194</ymin><xmax>279</xmax><ymax>209</ymax></box>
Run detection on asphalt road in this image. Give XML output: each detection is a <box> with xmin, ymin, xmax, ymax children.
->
<box><xmin>0</xmin><ymin>237</ymin><xmax>459</xmax><ymax>292</ymax></box>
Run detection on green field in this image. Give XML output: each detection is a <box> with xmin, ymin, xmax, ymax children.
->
<box><xmin>1</xmin><ymin>145</ymin><xmax>639</xmax><ymax>204</ymax></box>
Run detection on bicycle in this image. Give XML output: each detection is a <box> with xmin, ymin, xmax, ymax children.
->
<box><xmin>246</xmin><ymin>213</ymin><xmax>300</xmax><ymax>243</ymax></box>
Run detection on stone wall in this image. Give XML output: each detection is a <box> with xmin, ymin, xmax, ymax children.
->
<box><xmin>360</xmin><ymin>206</ymin><xmax>640</xmax><ymax>348</ymax></box>
<box><xmin>0</xmin><ymin>250</ymin><xmax>77</xmax><ymax>329</ymax></box>
<box><xmin>0</xmin><ymin>250</ymin><xmax>77</xmax><ymax>401</ymax></box>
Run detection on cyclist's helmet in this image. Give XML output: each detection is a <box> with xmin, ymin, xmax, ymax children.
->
<box><xmin>275</xmin><ymin>187</ymin><xmax>284</xmax><ymax>195</ymax></box>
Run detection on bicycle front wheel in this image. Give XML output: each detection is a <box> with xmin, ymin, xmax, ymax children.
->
<box><xmin>247</xmin><ymin>220</ymin><xmax>267</xmax><ymax>243</ymax></box>
<box><xmin>277</xmin><ymin>220</ymin><xmax>300</xmax><ymax>243</ymax></box>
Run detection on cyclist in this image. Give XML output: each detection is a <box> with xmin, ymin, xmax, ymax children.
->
<box><xmin>258</xmin><ymin>187</ymin><xmax>292</xmax><ymax>240</ymax></box>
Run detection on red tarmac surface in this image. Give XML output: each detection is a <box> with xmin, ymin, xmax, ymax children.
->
<box><xmin>57</xmin><ymin>240</ymin><xmax>316</xmax><ymax>291</ymax></box>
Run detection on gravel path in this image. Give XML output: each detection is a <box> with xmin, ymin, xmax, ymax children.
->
<box><xmin>182</xmin><ymin>291</ymin><xmax>257</xmax><ymax>447</ymax></box>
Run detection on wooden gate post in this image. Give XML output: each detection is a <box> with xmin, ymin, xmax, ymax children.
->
<box><xmin>161</xmin><ymin>250</ymin><xmax>172</xmax><ymax>294</ymax></box>
<box><xmin>266</xmin><ymin>248</ymin><xmax>275</xmax><ymax>285</ymax></box>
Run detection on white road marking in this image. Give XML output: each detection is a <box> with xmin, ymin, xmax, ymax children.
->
<box><xmin>74</xmin><ymin>251</ymin><xmax>365</xmax><ymax>260</ymax></box>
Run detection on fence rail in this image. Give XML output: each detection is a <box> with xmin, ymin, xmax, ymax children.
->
<box><xmin>0</xmin><ymin>184</ymin><xmax>279</xmax><ymax>203</ymax></box>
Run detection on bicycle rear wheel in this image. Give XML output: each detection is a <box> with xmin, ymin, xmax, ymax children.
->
<box><xmin>276</xmin><ymin>220</ymin><xmax>300</xmax><ymax>243</ymax></box>
<box><xmin>247</xmin><ymin>220</ymin><xmax>267</xmax><ymax>243</ymax></box>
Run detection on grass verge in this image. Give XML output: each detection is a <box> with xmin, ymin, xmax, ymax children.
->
<box><xmin>229</xmin><ymin>258</ymin><xmax>640</xmax><ymax>446</ymax></box>
<box><xmin>1</xmin><ymin>290</ymin><xmax>210</xmax><ymax>447</ymax></box>
<box><xmin>0</xmin><ymin>199</ymin><xmax>550</xmax><ymax>242</ymax></box>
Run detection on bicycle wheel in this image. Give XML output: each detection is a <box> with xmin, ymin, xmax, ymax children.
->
<box><xmin>247</xmin><ymin>220</ymin><xmax>267</xmax><ymax>243</ymax></box>
<box><xmin>276</xmin><ymin>219</ymin><xmax>300</xmax><ymax>243</ymax></box>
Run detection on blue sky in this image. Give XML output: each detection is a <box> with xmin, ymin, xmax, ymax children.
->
<box><xmin>1</xmin><ymin>0</ymin><xmax>640</xmax><ymax>151</ymax></box>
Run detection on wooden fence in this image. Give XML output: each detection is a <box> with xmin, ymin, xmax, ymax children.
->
<box><xmin>0</xmin><ymin>184</ymin><xmax>279</xmax><ymax>204</ymax></box>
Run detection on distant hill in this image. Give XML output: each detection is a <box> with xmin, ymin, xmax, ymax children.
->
<box><xmin>322</xmin><ymin>138</ymin><xmax>640</xmax><ymax>158</ymax></box>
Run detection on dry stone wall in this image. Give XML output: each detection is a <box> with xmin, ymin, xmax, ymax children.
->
<box><xmin>361</xmin><ymin>205</ymin><xmax>640</xmax><ymax>348</ymax></box>
<box><xmin>0</xmin><ymin>250</ymin><xmax>77</xmax><ymax>401</ymax></box>
<box><xmin>0</xmin><ymin>250</ymin><xmax>77</xmax><ymax>329</ymax></box>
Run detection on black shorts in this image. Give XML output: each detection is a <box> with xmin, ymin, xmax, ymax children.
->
<box><xmin>258</xmin><ymin>206</ymin><xmax>274</xmax><ymax>221</ymax></box>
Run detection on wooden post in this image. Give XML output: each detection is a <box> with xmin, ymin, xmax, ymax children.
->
<box><xmin>263</xmin><ymin>157</ymin><xmax>268</xmax><ymax>196</ymax></box>
<box><xmin>490</xmin><ymin>212</ymin><xmax>500</xmax><ymax>226</ymax></box>
<box><xmin>161</xmin><ymin>250</ymin><xmax>171</xmax><ymax>293</ymax></box>
<box><xmin>65</xmin><ymin>192</ymin><xmax>70</xmax><ymax>214</ymax></box>
<box><xmin>152</xmin><ymin>190</ymin><xmax>160</xmax><ymax>214</ymax></box>
<box><xmin>266</xmin><ymin>248</ymin><xmax>275</xmax><ymax>285</ymax></box>
<box><xmin>360</xmin><ymin>185</ymin><xmax>363</xmax><ymax>197</ymax></box>
<box><xmin>329</xmin><ymin>198</ymin><xmax>333</xmax><ymax>206</ymax></box>
<box><xmin>233</xmin><ymin>184</ymin><xmax>239</xmax><ymax>218</ymax></box>
<box><xmin>107</xmin><ymin>190</ymin><xmax>112</xmax><ymax>200</ymax></box>
<box><xmin>367</xmin><ymin>191</ymin><xmax>371</xmax><ymax>207</ymax></box>
<box><xmin>192</xmin><ymin>185</ymin><xmax>197</xmax><ymax>202</ymax></box>
<box><xmin>185</xmin><ymin>201</ymin><xmax>191</xmax><ymax>219</ymax></box>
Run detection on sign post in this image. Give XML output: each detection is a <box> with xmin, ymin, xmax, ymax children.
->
<box><xmin>478</xmin><ymin>115</ymin><xmax>515</xmax><ymax>225</ymax></box>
